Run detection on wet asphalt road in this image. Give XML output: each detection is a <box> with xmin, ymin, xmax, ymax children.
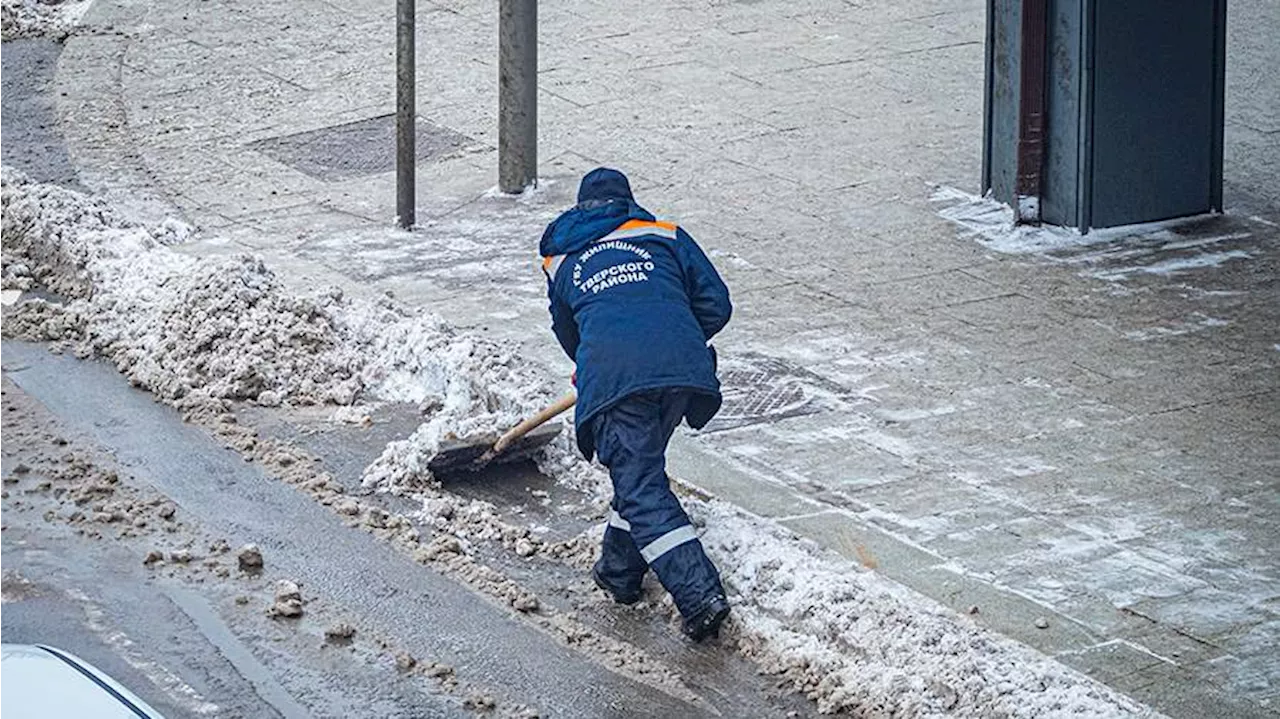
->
<box><xmin>1</xmin><ymin>533</ymin><xmax>474</xmax><ymax>719</ymax></box>
<box><xmin>2</xmin><ymin>366</ymin><xmax>471</xmax><ymax>718</ymax></box>
<box><xmin>1</xmin><ymin>521</ymin><xmax>347</xmax><ymax>719</ymax></box>
<box><xmin>2</xmin><ymin>340</ymin><xmax>727</xmax><ymax>718</ymax></box>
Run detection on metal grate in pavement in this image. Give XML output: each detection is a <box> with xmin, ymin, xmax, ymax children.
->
<box><xmin>702</xmin><ymin>353</ymin><xmax>846</xmax><ymax>432</ymax></box>
<box><xmin>250</xmin><ymin>114</ymin><xmax>476</xmax><ymax>181</ymax></box>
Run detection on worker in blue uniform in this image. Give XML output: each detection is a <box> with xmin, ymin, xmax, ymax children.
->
<box><xmin>539</xmin><ymin>167</ymin><xmax>733</xmax><ymax>641</ymax></box>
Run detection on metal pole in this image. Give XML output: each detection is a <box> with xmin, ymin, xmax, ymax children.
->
<box><xmin>498</xmin><ymin>0</ymin><xmax>537</xmax><ymax>193</ymax></box>
<box><xmin>396</xmin><ymin>0</ymin><xmax>415</xmax><ymax>228</ymax></box>
<box><xmin>980</xmin><ymin>0</ymin><xmax>995</xmax><ymax>195</ymax></box>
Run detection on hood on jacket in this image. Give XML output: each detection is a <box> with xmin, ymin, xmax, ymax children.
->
<box><xmin>540</xmin><ymin>168</ymin><xmax>655</xmax><ymax>257</ymax></box>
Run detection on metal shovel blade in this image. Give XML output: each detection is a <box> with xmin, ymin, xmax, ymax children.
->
<box><xmin>427</xmin><ymin>421</ymin><xmax>564</xmax><ymax>475</ymax></box>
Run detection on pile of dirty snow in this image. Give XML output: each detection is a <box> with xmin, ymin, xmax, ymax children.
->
<box><xmin>1</xmin><ymin>168</ymin><xmax>556</xmax><ymax>483</ymax></box>
<box><xmin>340</xmin><ymin>302</ymin><xmax>558</xmax><ymax>490</ymax></box>
<box><xmin>0</xmin><ymin>0</ymin><xmax>87</xmax><ymax>40</ymax></box>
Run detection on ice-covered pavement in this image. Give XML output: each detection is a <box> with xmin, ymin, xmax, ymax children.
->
<box><xmin>3</xmin><ymin>0</ymin><xmax>1278</xmax><ymax>715</ymax></box>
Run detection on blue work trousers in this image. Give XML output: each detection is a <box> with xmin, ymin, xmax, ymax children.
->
<box><xmin>592</xmin><ymin>388</ymin><xmax>724</xmax><ymax>618</ymax></box>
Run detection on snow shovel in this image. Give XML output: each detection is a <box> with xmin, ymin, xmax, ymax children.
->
<box><xmin>427</xmin><ymin>393</ymin><xmax>576</xmax><ymax>475</ymax></box>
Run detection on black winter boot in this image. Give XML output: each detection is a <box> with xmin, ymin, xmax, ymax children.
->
<box><xmin>682</xmin><ymin>595</ymin><xmax>730</xmax><ymax>641</ymax></box>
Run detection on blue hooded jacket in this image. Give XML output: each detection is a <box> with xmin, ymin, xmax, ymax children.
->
<box><xmin>540</xmin><ymin>168</ymin><xmax>732</xmax><ymax>459</ymax></box>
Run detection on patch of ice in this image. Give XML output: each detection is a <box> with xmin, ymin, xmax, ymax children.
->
<box><xmin>69</xmin><ymin>590</ymin><xmax>221</xmax><ymax>715</ymax></box>
<box><xmin>1087</xmin><ymin>250</ymin><xmax>1253</xmax><ymax>282</ymax></box>
<box><xmin>876</xmin><ymin>405</ymin><xmax>958</xmax><ymax>423</ymax></box>
<box><xmin>1063</xmin><ymin>232</ymin><xmax>1253</xmax><ymax>267</ymax></box>
<box><xmin>763</xmin><ymin>423</ymin><xmax>865</xmax><ymax>445</ymax></box>
<box><xmin>706</xmin><ymin>248</ymin><xmax>755</xmax><ymax>269</ymax></box>
<box><xmin>1212</xmin><ymin>622</ymin><xmax>1280</xmax><ymax>699</ymax></box>
<box><xmin>930</xmin><ymin>186</ymin><xmax>1237</xmax><ymax>260</ymax></box>
<box><xmin>931</xmin><ymin>186</ymin><xmax>1092</xmax><ymax>254</ymax></box>
<box><xmin>855</xmin><ymin>429</ymin><xmax>920</xmax><ymax>459</ymax></box>
<box><xmin>1000</xmin><ymin>457</ymin><xmax>1060</xmax><ymax>477</ymax></box>
<box><xmin>482</xmin><ymin>177</ymin><xmax>560</xmax><ymax>204</ymax></box>
<box><xmin>1122</xmin><ymin>313</ymin><xmax>1232</xmax><ymax>341</ymax></box>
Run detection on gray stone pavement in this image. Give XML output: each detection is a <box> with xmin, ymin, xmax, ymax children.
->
<box><xmin>40</xmin><ymin>0</ymin><xmax>1280</xmax><ymax>715</ymax></box>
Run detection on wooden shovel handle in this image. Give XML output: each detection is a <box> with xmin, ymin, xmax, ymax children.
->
<box><xmin>492</xmin><ymin>393</ymin><xmax>577</xmax><ymax>455</ymax></box>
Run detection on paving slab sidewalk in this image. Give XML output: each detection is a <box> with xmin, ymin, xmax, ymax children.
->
<box><xmin>42</xmin><ymin>0</ymin><xmax>1280</xmax><ymax>716</ymax></box>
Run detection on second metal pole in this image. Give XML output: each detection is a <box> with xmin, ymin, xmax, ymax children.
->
<box><xmin>396</xmin><ymin>0</ymin><xmax>415</xmax><ymax>228</ymax></box>
<box><xmin>498</xmin><ymin>0</ymin><xmax>537</xmax><ymax>194</ymax></box>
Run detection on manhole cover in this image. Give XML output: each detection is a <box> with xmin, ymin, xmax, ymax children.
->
<box><xmin>702</xmin><ymin>353</ymin><xmax>846</xmax><ymax>432</ymax></box>
<box><xmin>250</xmin><ymin>114</ymin><xmax>477</xmax><ymax>181</ymax></box>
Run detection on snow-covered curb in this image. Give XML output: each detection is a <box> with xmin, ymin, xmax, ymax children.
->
<box><xmin>1</xmin><ymin>169</ymin><xmax>1159</xmax><ymax>716</ymax></box>
<box><xmin>1</xmin><ymin>167</ymin><xmax>557</xmax><ymax>488</ymax></box>
<box><xmin>1</xmin><ymin>0</ymin><xmax>91</xmax><ymax>40</ymax></box>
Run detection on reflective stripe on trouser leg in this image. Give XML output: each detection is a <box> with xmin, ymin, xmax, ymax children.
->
<box><xmin>646</xmin><ymin>539</ymin><xmax>724</xmax><ymax>618</ymax></box>
<box><xmin>596</xmin><ymin>508</ymin><xmax>646</xmax><ymax>595</ymax></box>
<box><xmin>638</xmin><ymin>524</ymin><xmax>698</xmax><ymax>563</ymax></box>
<box><xmin>592</xmin><ymin>390</ymin><xmax>726</xmax><ymax>619</ymax></box>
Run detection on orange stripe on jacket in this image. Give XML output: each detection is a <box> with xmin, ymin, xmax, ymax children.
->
<box><xmin>616</xmin><ymin>219</ymin><xmax>678</xmax><ymax>233</ymax></box>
